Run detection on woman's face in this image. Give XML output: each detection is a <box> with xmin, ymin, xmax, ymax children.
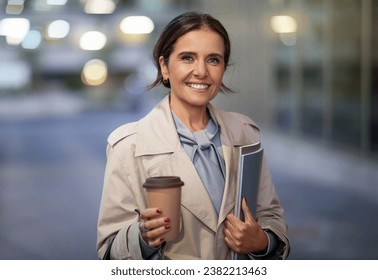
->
<box><xmin>159</xmin><ymin>28</ymin><xmax>225</xmax><ymax>111</ymax></box>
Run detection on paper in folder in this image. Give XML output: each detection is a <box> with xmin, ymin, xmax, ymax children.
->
<box><xmin>232</xmin><ymin>142</ymin><xmax>263</xmax><ymax>260</ymax></box>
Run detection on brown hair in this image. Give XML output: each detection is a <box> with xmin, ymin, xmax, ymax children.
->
<box><xmin>148</xmin><ymin>12</ymin><xmax>233</xmax><ymax>92</ymax></box>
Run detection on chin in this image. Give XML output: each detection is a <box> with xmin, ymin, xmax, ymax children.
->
<box><xmin>192</xmin><ymin>99</ymin><xmax>214</xmax><ymax>108</ymax></box>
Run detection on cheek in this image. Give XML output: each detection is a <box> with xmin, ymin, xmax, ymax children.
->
<box><xmin>212</xmin><ymin>69</ymin><xmax>225</xmax><ymax>83</ymax></box>
<box><xmin>170</xmin><ymin>65</ymin><xmax>192</xmax><ymax>80</ymax></box>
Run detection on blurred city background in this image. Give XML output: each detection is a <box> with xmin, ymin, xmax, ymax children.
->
<box><xmin>1</xmin><ymin>0</ymin><xmax>378</xmax><ymax>260</ymax></box>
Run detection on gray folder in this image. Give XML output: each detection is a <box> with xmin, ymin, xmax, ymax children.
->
<box><xmin>232</xmin><ymin>142</ymin><xmax>263</xmax><ymax>260</ymax></box>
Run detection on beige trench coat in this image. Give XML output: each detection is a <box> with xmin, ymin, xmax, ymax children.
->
<box><xmin>97</xmin><ymin>96</ymin><xmax>290</xmax><ymax>260</ymax></box>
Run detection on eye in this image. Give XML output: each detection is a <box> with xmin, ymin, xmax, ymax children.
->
<box><xmin>181</xmin><ymin>55</ymin><xmax>194</xmax><ymax>62</ymax></box>
<box><xmin>208</xmin><ymin>57</ymin><xmax>221</xmax><ymax>65</ymax></box>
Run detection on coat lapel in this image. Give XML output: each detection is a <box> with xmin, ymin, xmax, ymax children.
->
<box><xmin>176</xmin><ymin>150</ymin><xmax>218</xmax><ymax>232</ymax></box>
<box><xmin>217</xmin><ymin>145</ymin><xmax>238</xmax><ymax>226</ymax></box>
<box><xmin>134</xmin><ymin>96</ymin><xmax>181</xmax><ymax>157</ymax></box>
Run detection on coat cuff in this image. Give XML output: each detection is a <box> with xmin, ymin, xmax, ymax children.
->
<box><xmin>111</xmin><ymin>223</ymin><xmax>143</xmax><ymax>259</ymax></box>
<box><xmin>248</xmin><ymin>230</ymin><xmax>278</xmax><ymax>258</ymax></box>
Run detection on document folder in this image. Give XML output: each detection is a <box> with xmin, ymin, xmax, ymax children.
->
<box><xmin>232</xmin><ymin>142</ymin><xmax>263</xmax><ymax>260</ymax></box>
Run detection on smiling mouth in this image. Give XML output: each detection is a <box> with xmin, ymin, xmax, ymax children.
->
<box><xmin>186</xmin><ymin>83</ymin><xmax>210</xmax><ymax>90</ymax></box>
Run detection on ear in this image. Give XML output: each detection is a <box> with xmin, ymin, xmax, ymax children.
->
<box><xmin>159</xmin><ymin>56</ymin><xmax>169</xmax><ymax>80</ymax></box>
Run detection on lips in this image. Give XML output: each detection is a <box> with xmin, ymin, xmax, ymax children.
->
<box><xmin>186</xmin><ymin>83</ymin><xmax>210</xmax><ymax>89</ymax></box>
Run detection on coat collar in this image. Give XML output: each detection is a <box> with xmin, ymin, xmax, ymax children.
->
<box><xmin>134</xmin><ymin>95</ymin><xmax>181</xmax><ymax>157</ymax></box>
<box><xmin>211</xmin><ymin>103</ymin><xmax>260</xmax><ymax>147</ymax></box>
<box><xmin>134</xmin><ymin>95</ymin><xmax>257</xmax><ymax>157</ymax></box>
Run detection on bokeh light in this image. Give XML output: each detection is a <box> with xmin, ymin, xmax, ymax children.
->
<box><xmin>84</xmin><ymin>0</ymin><xmax>116</xmax><ymax>14</ymax></box>
<box><xmin>0</xmin><ymin>17</ymin><xmax>30</xmax><ymax>45</ymax></box>
<box><xmin>22</xmin><ymin>30</ymin><xmax>42</xmax><ymax>49</ymax></box>
<box><xmin>47</xmin><ymin>0</ymin><xmax>68</xmax><ymax>5</ymax></box>
<box><xmin>81</xmin><ymin>59</ymin><xmax>108</xmax><ymax>86</ymax></box>
<box><xmin>119</xmin><ymin>16</ymin><xmax>154</xmax><ymax>34</ymax></box>
<box><xmin>46</xmin><ymin>20</ymin><xmax>70</xmax><ymax>39</ymax></box>
<box><xmin>270</xmin><ymin>15</ymin><xmax>298</xmax><ymax>33</ymax></box>
<box><xmin>79</xmin><ymin>31</ymin><xmax>107</xmax><ymax>51</ymax></box>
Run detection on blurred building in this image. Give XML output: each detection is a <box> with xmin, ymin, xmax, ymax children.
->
<box><xmin>1</xmin><ymin>0</ymin><xmax>377</xmax><ymax>158</ymax></box>
<box><xmin>200</xmin><ymin>0</ymin><xmax>378</xmax><ymax>160</ymax></box>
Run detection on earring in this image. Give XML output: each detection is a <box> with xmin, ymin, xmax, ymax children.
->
<box><xmin>163</xmin><ymin>77</ymin><xmax>169</xmax><ymax>84</ymax></box>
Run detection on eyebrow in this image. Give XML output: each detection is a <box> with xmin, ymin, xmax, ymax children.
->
<box><xmin>177</xmin><ymin>51</ymin><xmax>224</xmax><ymax>58</ymax></box>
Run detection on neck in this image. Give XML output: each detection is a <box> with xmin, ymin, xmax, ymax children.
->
<box><xmin>170</xmin><ymin>102</ymin><xmax>209</xmax><ymax>132</ymax></box>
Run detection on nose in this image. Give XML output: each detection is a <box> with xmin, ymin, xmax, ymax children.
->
<box><xmin>193</xmin><ymin>60</ymin><xmax>208</xmax><ymax>78</ymax></box>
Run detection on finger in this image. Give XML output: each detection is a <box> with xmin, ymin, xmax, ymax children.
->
<box><xmin>223</xmin><ymin>223</ymin><xmax>232</xmax><ymax>238</ymax></box>
<box><xmin>224</xmin><ymin>236</ymin><xmax>233</xmax><ymax>250</ymax></box>
<box><xmin>140</xmin><ymin>208</ymin><xmax>162</xmax><ymax>221</ymax></box>
<box><xmin>241</xmin><ymin>197</ymin><xmax>255</xmax><ymax>223</ymax></box>
<box><xmin>224</xmin><ymin>218</ymin><xmax>237</xmax><ymax>232</ymax></box>
<box><xmin>142</xmin><ymin>217</ymin><xmax>170</xmax><ymax>233</ymax></box>
<box><xmin>139</xmin><ymin>221</ymin><xmax>149</xmax><ymax>233</ymax></box>
<box><xmin>226</xmin><ymin>213</ymin><xmax>241</xmax><ymax>227</ymax></box>
<box><xmin>148</xmin><ymin>236</ymin><xmax>166</xmax><ymax>248</ymax></box>
<box><xmin>142</xmin><ymin>223</ymin><xmax>170</xmax><ymax>243</ymax></box>
<box><xmin>224</xmin><ymin>224</ymin><xmax>241</xmax><ymax>248</ymax></box>
<box><xmin>223</xmin><ymin>229</ymin><xmax>239</xmax><ymax>252</ymax></box>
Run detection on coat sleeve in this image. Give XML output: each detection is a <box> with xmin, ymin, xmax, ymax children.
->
<box><xmin>255</xmin><ymin>154</ymin><xmax>291</xmax><ymax>259</ymax></box>
<box><xmin>96</xmin><ymin>142</ymin><xmax>143</xmax><ymax>260</ymax></box>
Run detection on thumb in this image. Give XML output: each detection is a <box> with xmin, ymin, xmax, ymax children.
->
<box><xmin>242</xmin><ymin>197</ymin><xmax>254</xmax><ymax>223</ymax></box>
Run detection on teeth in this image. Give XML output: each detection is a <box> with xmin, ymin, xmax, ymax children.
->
<box><xmin>187</xmin><ymin>83</ymin><xmax>209</xmax><ymax>89</ymax></box>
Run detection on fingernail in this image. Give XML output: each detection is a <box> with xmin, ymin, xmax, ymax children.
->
<box><xmin>156</xmin><ymin>209</ymin><xmax>162</xmax><ymax>214</ymax></box>
<box><xmin>160</xmin><ymin>237</ymin><xmax>165</xmax><ymax>242</ymax></box>
<box><xmin>165</xmin><ymin>224</ymin><xmax>170</xmax><ymax>230</ymax></box>
<box><xmin>164</xmin><ymin>217</ymin><xmax>170</xmax><ymax>223</ymax></box>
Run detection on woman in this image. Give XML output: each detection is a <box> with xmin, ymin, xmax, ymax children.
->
<box><xmin>97</xmin><ymin>12</ymin><xmax>290</xmax><ymax>260</ymax></box>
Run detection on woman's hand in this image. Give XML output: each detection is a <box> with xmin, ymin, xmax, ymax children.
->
<box><xmin>139</xmin><ymin>208</ymin><xmax>171</xmax><ymax>248</ymax></box>
<box><xmin>224</xmin><ymin>198</ymin><xmax>268</xmax><ymax>254</ymax></box>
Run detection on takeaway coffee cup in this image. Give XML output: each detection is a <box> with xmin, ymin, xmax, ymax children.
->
<box><xmin>143</xmin><ymin>176</ymin><xmax>184</xmax><ymax>242</ymax></box>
